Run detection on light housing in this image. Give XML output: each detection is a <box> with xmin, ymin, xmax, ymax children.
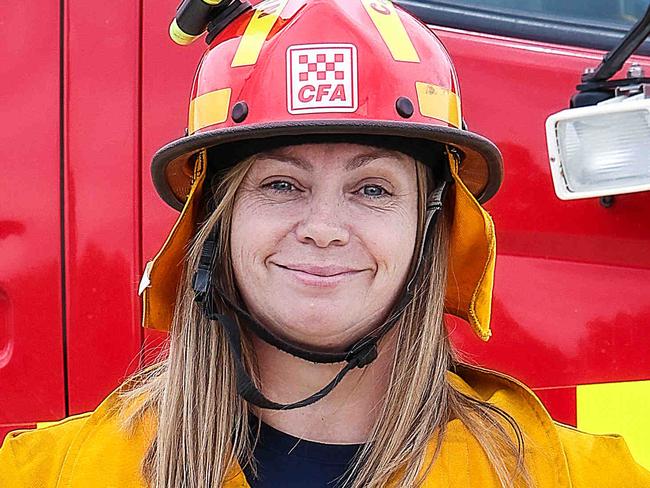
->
<box><xmin>546</xmin><ymin>92</ymin><xmax>650</xmax><ymax>200</ymax></box>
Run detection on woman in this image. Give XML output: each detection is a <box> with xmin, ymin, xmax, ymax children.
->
<box><xmin>2</xmin><ymin>1</ymin><xmax>648</xmax><ymax>487</ymax></box>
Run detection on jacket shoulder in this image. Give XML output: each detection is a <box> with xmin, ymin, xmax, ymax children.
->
<box><xmin>0</xmin><ymin>412</ymin><xmax>92</xmax><ymax>487</ymax></box>
<box><xmin>451</xmin><ymin>365</ymin><xmax>650</xmax><ymax>487</ymax></box>
<box><xmin>555</xmin><ymin>423</ymin><xmax>650</xmax><ymax>488</ymax></box>
<box><xmin>0</xmin><ymin>372</ymin><xmax>156</xmax><ymax>488</ymax></box>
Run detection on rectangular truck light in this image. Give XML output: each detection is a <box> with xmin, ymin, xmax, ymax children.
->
<box><xmin>546</xmin><ymin>95</ymin><xmax>650</xmax><ymax>200</ymax></box>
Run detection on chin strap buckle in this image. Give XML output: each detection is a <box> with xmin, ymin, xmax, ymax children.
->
<box><xmin>192</xmin><ymin>232</ymin><xmax>218</xmax><ymax>304</ymax></box>
<box><xmin>345</xmin><ymin>337</ymin><xmax>378</xmax><ymax>368</ymax></box>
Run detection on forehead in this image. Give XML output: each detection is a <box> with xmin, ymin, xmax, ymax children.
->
<box><xmin>253</xmin><ymin>142</ymin><xmax>415</xmax><ymax>172</ymax></box>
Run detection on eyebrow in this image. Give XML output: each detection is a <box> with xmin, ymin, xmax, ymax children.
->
<box><xmin>256</xmin><ymin>152</ymin><xmax>313</xmax><ymax>170</ymax></box>
<box><xmin>345</xmin><ymin>149</ymin><xmax>407</xmax><ymax>170</ymax></box>
<box><xmin>257</xmin><ymin>148</ymin><xmax>406</xmax><ymax>171</ymax></box>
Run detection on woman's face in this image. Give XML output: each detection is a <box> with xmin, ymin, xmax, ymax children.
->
<box><xmin>230</xmin><ymin>143</ymin><xmax>419</xmax><ymax>350</ymax></box>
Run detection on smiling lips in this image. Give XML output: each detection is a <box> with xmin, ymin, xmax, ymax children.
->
<box><xmin>274</xmin><ymin>263</ymin><xmax>366</xmax><ymax>287</ymax></box>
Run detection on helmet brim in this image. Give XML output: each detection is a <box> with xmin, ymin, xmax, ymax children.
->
<box><xmin>151</xmin><ymin>120</ymin><xmax>503</xmax><ymax>210</ymax></box>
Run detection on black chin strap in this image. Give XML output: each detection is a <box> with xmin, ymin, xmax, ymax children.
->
<box><xmin>192</xmin><ymin>180</ymin><xmax>448</xmax><ymax>410</ymax></box>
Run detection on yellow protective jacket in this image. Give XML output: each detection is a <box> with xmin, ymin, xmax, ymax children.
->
<box><xmin>1</xmin><ymin>365</ymin><xmax>648</xmax><ymax>487</ymax></box>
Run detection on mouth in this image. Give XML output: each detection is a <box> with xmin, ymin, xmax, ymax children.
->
<box><xmin>272</xmin><ymin>263</ymin><xmax>366</xmax><ymax>287</ymax></box>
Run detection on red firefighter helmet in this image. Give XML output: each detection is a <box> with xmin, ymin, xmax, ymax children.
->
<box><xmin>144</xmin><ymin>0</ymin><xmax>502</xmax><ymax>343</ymax></box>
<box><xmin>152</xmin><ymin>0</ymin><xmax>502</xmax><ymax>210</ymax></box>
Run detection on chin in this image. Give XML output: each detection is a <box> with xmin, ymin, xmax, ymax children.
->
<box><xmin>268</xmin><ymin>308</ymin><xmax>369</xmax><ymax>350</ymax></box>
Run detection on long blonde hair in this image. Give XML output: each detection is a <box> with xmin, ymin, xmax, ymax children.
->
<box><xmin>120</xmin><ymin>149</ymin><xmax>528</xmax><ymax>487</ymax></box>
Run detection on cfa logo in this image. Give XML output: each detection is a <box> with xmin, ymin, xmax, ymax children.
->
<box><xmin>286</xmin><ymin>43</ymin><xmax>358</xmax><ymax>114</ymax></box>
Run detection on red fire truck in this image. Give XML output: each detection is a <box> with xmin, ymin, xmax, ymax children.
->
<box><xmin>2</xmin><ymin>0</ymin><xmax>649</xmax><ymax>469</ymax></box>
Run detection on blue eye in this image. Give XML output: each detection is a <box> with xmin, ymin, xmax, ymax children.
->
<box><xmin>266</xmin><ymin>181</ymin><xmax>296</xmax><ymax>193</ymax></box>
<box><xmin>361</xmin><ymin>184</ymin><xmax>387</xmax><ymax>198</ymax></box>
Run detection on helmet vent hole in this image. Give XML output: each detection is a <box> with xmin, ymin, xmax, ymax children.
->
<box><xmin>231</xmin><ymin>101</ymin><xmax>249</xmax><ymax>123</ymax></box>
<box><xmin>395</xmin><ymin>97</ymin><xmax>414</xmax><ymax>118</ymax></box>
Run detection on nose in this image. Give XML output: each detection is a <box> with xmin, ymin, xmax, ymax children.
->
<box><xmin>295</xmin><ymin>197</ymin><xmax>350</xmax><ymax>248</ymax></box>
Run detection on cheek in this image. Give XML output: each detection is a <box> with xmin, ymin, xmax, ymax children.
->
<box><xmin>230</xmin><ymin>196</ymin><xmax>296</xmax><ymax>279</ymax></box>
<box><xmin>355</xmin><ymin>206</ymin><xmax>419</xmax><ymax>288</ymax></box>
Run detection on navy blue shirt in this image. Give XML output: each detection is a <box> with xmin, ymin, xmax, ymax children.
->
<box><xmin>243</xmin><ymin>419</ymin><xmax>362</xmax><ymax>487</ymax></box>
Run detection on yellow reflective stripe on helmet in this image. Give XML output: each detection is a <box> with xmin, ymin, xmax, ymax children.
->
<box><xmin>577</xmin><ymin>380</ymin><xmax>650</xmax><ymax>470</ymax></box>
<box><xmin>360</xmin><ymin>0</ymin><xmax>419</xmax><ymax>63</ymax></box>
<box><xmin>415</xmin><ymin>81</ymin><xmax>461</xmax><ymax>128</ymax></box>
<box><xmin>188</xmin><ymin>88</ymin><xmax>232</xmax><ymax>133</ymax></box>
<box><xmin>231</xmin><ymin>0</ymin><xmax>290</xmax><ymax>67</ymax></box>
